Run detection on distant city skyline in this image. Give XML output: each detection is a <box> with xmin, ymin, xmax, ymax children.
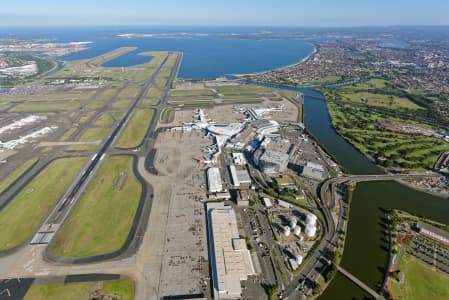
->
<box><xmin>1</xmin><ymin>0</ymin><xmax>448</xmax><ymax>27</ymax></box>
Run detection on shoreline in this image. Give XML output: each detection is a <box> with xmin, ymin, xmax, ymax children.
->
<box><xmin>231</xmin><ymin>42</ymin><xmax>318</xmax><ymax>77</ymax></box>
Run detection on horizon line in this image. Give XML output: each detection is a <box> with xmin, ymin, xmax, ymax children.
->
<box><xmin>1</xmin><ymin>24</ymin><xmax>449</xmax><ymax>28</ymax></box>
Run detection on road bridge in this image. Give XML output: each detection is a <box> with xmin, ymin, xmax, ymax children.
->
<box><xmin>320</xmin><ymin>172</ymin><xmax>444</xmax><ymax>209</ymax></box>
<box><xmin>337</xmin><ymin>265</ymin><xmax>385</xmax><ymax>300</ymax></box>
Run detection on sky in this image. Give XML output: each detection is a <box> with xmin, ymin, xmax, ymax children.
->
<box><xmin>1</xmin><ymin>0</ymin><xmax>448</xmax><ymax>27</ymax></box>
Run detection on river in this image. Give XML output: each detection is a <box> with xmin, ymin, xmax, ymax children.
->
<box><xmin>243</xmin><ymin>81</ymin><xmax>449</xmax><ymax>299</ymax></box>
<box><xmin>303</xmin><ymin>89</ymin><xmax>449</xmax><ymax>299</ymax></box>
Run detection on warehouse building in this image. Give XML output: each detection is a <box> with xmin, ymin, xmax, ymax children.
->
<box><xmin>206</xmin><ymin>202</ymin><xmax>256</xmax><ymax>299</ymax></box>
<box><xmin>229</xmin><ymin>165</ymin><xmax>252</xmax><ymax>187</ymax></box>
<box><xmin>207</xmin><ymin>167</ymin><xmax>223</xmax><ymax>193</ymax></box>
<box><xmin>301</xmin><ymin>161</ymin><xmax>325</xmax><ymax>181</ymax></box>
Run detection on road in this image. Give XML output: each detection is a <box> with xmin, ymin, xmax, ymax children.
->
<box><xmin>284</xmin><ymin>171</ymin><xmax>443</xmax><ymax>299</ymax></box>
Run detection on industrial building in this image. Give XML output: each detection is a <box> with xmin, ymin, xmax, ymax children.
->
<box><xmin>274</xmin><ymin>176</ymin><xmax>297</xmax><ymax>192</ymax></box>
<box><xmin>206</xmin><ymin>203</ymin><xmax>256</xmax><ymax>299</ymax></box>
<box><xmin>301</xmin><ymin>161</ymin><xmax>325</xmax><ymax>181</ymax></box>
<box><xmin>252</xmin><ymin>137</ymin><xmax>292</xmax><ymax>176</ymax></box>
<box><xmin>232</xmin><ymin>153</ymin><xmax>247</xmax><ymax>166</ymax></box>
<box><xmin>262</xmin><ymin>197</ymin><xmax>273</xmax><ymax>208</ymax></box>
<box><xmin>229</xmin><ymin>165</ymin><xmax>252</xmax><ymax>187</ymax></box>
<box><xmin>207</xmin><ymin>167</ymin><xmax>223</xmax><ymax>193</ymax></box>
<box><xmin>236</xmin><ymin>190</ymin><xmax>250</xmax><ymax>206</ymax></box>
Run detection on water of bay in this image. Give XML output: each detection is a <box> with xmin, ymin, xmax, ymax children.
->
<box><xmin>0</xmin><ymin>26</ymin><xmax>314</xmax><ymax>80</ymax></box>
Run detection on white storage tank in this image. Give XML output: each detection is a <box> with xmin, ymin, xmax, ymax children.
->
<box><xmin>305</xmin><ymin>224</ymin><xmax>317</xmax><ymax>238</ymax></box>
<box><xmin>306</xmin><ymin>213</ymin><xmax>317</xmax><ymax>226</ymax></box>
<box><xmin>283</xmin><ymin>226</ymin><xmax>291</xmax><ymax>237</ymax></box>
<box><xmin>293</xmin><ymin>225</ymin><xmax>301</xmax><ymax>236</ymax></box>
<box><xmin>290</xmin><ymin>217</ymin><xmax>298</xmax><ymax>228</ymax></box>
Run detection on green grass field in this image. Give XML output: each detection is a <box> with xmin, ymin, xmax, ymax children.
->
<box><xmin>327</xmin><ymin>100</ymin><xmax>449</xmax><ymax>169</ymax></box>
<box><xmin>59</xmin><ymin>128</ymin><xmax>78</xmax><ymax>141</ymax></box>
<box><xmin>51</xmin><ymin>156</ymin><xmax>142</xmax><ymax>257</ymax></box>
<box><xmin>0</xmin><ymin>157</ymin><xmax>86</xmax><ymax>251</ymax></box>
<box><xmin>112</xmin><ymin>99</ymin><xmax>132</xmax><ymax>108</ymax></box>
<box><xmin>0</xmin><ymin>92</ymin><xmax>94</xmax><ymax>102</ymax></box>
<box><xmin>23</xmin><ymin>279</ymin><xmax>134</xmax><ymax>300</ymax></box>
<box><xmin>93</xmin><ymin>111</ymin><xmax>124</xmax><ymax>127</ymax></box>
<box><xmin>78</xmin><ymin>111</ymin><xmax>96</xmax><ymax>124</ymax></box>
<box><xmin>350</xmin><ymin>78</ymin><xmax>387</xmax><ymax>90</ymax></box>
<box><xmin>161</xmin><ymin>108</ymin><xmax>174</xmax><ymax>123</ymax></box>
<box><xmin>118</xmin><ymin>87</ymin><xmax>140</xmax><ymax>98</ymax></box>
<box><xmin>168</xmin><ymin>99</ymin><xmax>213</xmax><ymax>106</ymax></box>
<box><xmin>159</xmin><ymin>68</ymin><xmax>172</xmax><ymax>78</ymax></box>
<box><xmin>97</xmin><ymin>89</ymin><xmax>118</xmax><ymax>100</ymax></box>
<box><xmin>391</xmin><ymin>252</ymin><xmax>449</xmax><ymax>300</ymax></box>
<box><xmin>10</xmin><ymin>102</ymin><xmax>83</xmax><ymax>112</ymax></box>
<box><xmin>94</xmin><ymin>112</ymin><xmax>115</xmax><ymax>126</ymax></box>
<box><xmin>306</xmin><ymin>75</ymin><xmax>343</xmax><ymax>86</ymax></box>
<box><xmin>163</xmin><ymin>52</ymin><xmax>179</xmax><ymax>69</ymax></box>
<box><xmin>0</xmin><ymin>104</ymin><xmax>11</xmax><ymax>111</ymax></box>
<box><xmin>221</xmin><ymin>98</ymin><xmax>263</xmax><ymax>103</ymax></box>
<box><xmin>170</xmin><ymin>96</ymin><xmax>214</xmax><ymax>100</ymax></box>
<box><xmin>156</xmin><ymin>76</ymin><xmax>168</xmax><ymax>88</ymax></box>
<box><xmin>134</xmin><ymin>67</ymin><xmax>156</xmax><ymax>82</ymax></box>
<box><xmin>88</xmin><ymin>47</ymin><xmax>136</xmax><ymax>66</ymax></box>
<box><xmin>139</xmin><ymin>51</ymin><xmax>167</xmax><ymax>69</ymax></box>
<box><xmin>218</xmin><ymin>85</ymin><xmax>273</xmax><ymax>94</ymax></box>
<box><xmin>85</xmin><ymin>100</ymin><xmax>105</xmax><ymax>110</ymax></box>
<box><xmin>170</xmin><ymin>89</ymin><xmax>214</xmax><ymax>96</ymax></box>
<box><xmin>111</xmin><ymin>110</ymin><xmax>124</xmax><ymax>120</ymax></box>
<box><xmin>67</xmin><ymin>128</ymin><xmax>110</xmax><ymax>151</ymax></box>
<box><xmin>0</xmin><ymin>158</ymin><xmax>38</xmax><ymax>195</ymax></box>
<box><xmin>340</xmin><ymin>91</ymin><xmax>420</xmax><ymax>110</ymax></box>
<box><xmin>147</xmin><ymin>87</ymin><xmax>162</xmax><ymax>98</ymax></box>
<box><xmin>331</xmin><ymin>79</ymin><xmax>420</xmax><ymax>110</ymax></box>
<box><xmin>78</xmin><ymin>127</ymin><xmax>110</xmax><ymax>141</ymax></box>
<box><xmin>115</xmin><ymin>109</ymin><xmax>154</xmax><ymax>148</ymax></box>
<box><xmin>142</xmin><ymin>98</ymin><xmax>159</xmax><ymax>106</ymax></box>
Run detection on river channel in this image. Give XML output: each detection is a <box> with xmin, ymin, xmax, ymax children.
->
<box><xmin>305</xmin><ymin>89</ymin><xmax>449</xmax><ymax>299</ymax></box>
<box><xmin>246</xmin><ymin>81</ymin><xmax>449</xmax><ymax>299</ymax></box>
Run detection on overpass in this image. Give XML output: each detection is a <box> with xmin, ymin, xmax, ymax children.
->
<box><xmin>320</xmin><ymin>172</ymin><xmax>444</xmax><ymax>209</ymax></box>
